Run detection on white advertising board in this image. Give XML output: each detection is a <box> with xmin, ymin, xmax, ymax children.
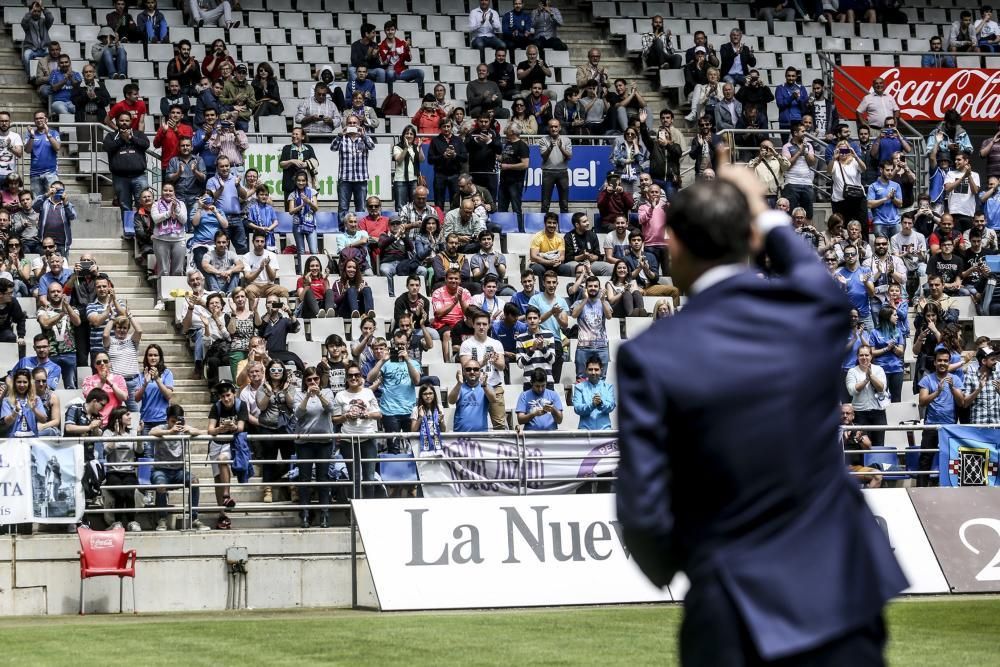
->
<box><xmin>863</xmin><ymin>488</ymin><xmax>949</xmax><ymax>594</ymax></box>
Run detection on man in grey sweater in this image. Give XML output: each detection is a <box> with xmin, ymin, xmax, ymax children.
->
<box><xmin>466</xmin><ymin>64</ymin><xmax>507</xmax><ymax>118</ymax></box>
<box><xmin>21</xmin><ymin>2</ymin><xmax>54</xmax><ymax>75</ymax></box>
<box><xmin>538</xmin><ymin>118</ymin><xmax>573</xmax><ymax>214</ymax></box>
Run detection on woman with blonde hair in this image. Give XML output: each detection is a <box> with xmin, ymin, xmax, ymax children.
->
<box><xmin>1</xmin><ymin>368</ymin><xmax>47</xmax><ymax>436</ymax></box>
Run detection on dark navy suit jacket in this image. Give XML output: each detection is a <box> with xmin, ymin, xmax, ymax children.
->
<box><xmin>615</xmin><ymin>223</ymin><xmax>907</xmax><ymax>660</ymax></box>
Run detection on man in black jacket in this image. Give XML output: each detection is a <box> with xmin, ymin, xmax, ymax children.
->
<box><xmin>0</xmin><ymin>277</ymin><xmax>26</xmax><ymax>345</ymax></box>
<box><xmin>103</xmin><ymin>110</ymin><xmax>150</xmax><ymax>211</ymax></box>
<box><xmin>718</xmin><ymin>27</ymin><xmax>756</xmax><ymax>87</ymax></box>
<box><xmin>639</xmin><ymin>109</ymin><xmax>683</xmax><ymax>199</ymax></box>
<box><xmin>464</xmin><ymin>114</ymin><xmax>503</xmax><ymax>199</ymax></box>
<box><xmin>427</xmin><ymin>117</ymin><xmax>468</xmax><ymax>209</ymax></box>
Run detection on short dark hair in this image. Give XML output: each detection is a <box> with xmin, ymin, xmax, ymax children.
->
<box><xmin>361</xmin><ymin>22</ymin><xmax>376</xmax><ymax>33</ymax></box>
<box><xmin>586</xmin><ymin>355</ymin><xmax>603</xmax><ymax>369</ymax></box>
<box><xmin>86</xmin><ymin>387</ymin><xmax>110</xmax><ymax>404</ymax></box>
<box><xmin>529</xmin><ymin>368</ymin><xmax>547</xmax><ymax>385</ymax></box>
<box><xmin>503</xmin><ymin>302</ymin><xmax>521</xmax><ymax>318</ymax></box>
<box><xmin>482</xmin><ymin>274</ymin><xmax>498</xmax><ymax>287</ymax></box>
<box><xmin>33</xmin><ymin>333</ymin><xmax>48</xmax><ymax>345</ymax></box>
<box><xmin>666</xmin><ymin>180</ymin><xmax>752</xmax><ymax>263</ymax></box>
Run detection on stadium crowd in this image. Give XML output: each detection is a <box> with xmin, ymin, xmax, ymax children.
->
<box><xmin>3</xmin><ymin>1</ymin><xmax>996</xmax><ymax>530</ymax></box>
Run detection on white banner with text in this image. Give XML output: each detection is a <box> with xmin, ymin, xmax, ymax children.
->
<box><xmin>353</xmin><ymin>494</ymin><xmax>683</xmax><ymax>610</ymax></box>
<box><xmin>244</xmin><ymin>143</ymin><xmax>393</xmax><ymax>201</ymax></box>
<box><xmin>0</xmin><ymin>439</ymin><xmax>84</xmax><ymax>525</ymax></box>
<box><xmin>414</xmin><ymin>435</ymin><xmax>619</xmax><ymax>498</ymax></box>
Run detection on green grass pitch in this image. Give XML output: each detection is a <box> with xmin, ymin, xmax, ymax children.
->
<box><xmin>0</xmin><ymin>598</ymin><xmax>995</xmax><ymax>665</ymax></box>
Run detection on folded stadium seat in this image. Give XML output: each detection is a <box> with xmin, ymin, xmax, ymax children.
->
<box><xmin>382</xmin><ymin>0</ymin><xmax>408</xmax><ymax>12</ymax></box>
<box><xmin>279</xmin><ymin>14</ymin><xmax>305</xmax><ymax>29</ymax></box>
<box><xmin>17</xmin><ymin>297</ymin><xmax>36</xmax><ymax>319</ymax></box>
<box><xmin>522</xmin><ymin>213</ymin><xmax>545</xmax><ymax>234</ymax></box>
<box><xmin>339</xmin><ymin>14</ymin><xmax>363</xmax><ymax>31</ymax></box>
<box><xmin>256</xmin><ymin>115</ymin><xmax>288</xmax><ymax>136</ymax></box>
<box><xmin>396</xmin><ymin>15</ymin><xmax>421</xmax><ymax>32</ymax></box>
<box><xmin>859</xmin><ymin>23</ymin><xmax>886</xmax><ymax>39</ymax></box>
<box><xmin>200</xmin><ymin>28</ymin><xmax>226</xmax><ymax>44</ymax></box>
<box><xmin>320</xmin><ymin>29</ymin><xmax>348</xmax><ymax>47</ymax></box>
<box><xmin>288</xmin><ymin>340</ymin><xmax>321</xmax><ymax>363</ymax></box>
<box><xmin>267</xmin><ymin>37</ymin><xmax>296</xmax><ymax>59</ymax></box>
<box><xmin>290</xmin><ymin>28</ymin><xmax>318</xmax><ymax>46</ymax></box>
<box><xmin>275</xmin><ymin>212</ymin><xmax>294</xmax><ymax>234</ymax></box>
<box><xmin>24</xmin><ymin>319</ymin><xmax>41</xmax><ymax>341</ymax></box>
<box><xmin>914</xmin><ymin>24</ymin><xmax>939</xmax><ymax>39</ymax></box>
<box><xmin>247</xmin><ymin>12</ymin><xmax>274</xmax><ymax>28</ymax></box>
<box><xmin>904</xmin><ymin>447</ymin><xmax>938</xmax><ymax>482</ymax></box>
<box><xmin>490</xmin><ymin>212</ymin><xmax>521</xmax><ymax>234</ymax></box>
<box><xmin>229</xmin><ymin>27</ymin><xmax>257</xmax><ymax>45</ymax></box>
<box><xmin>308</xmin><ymin>13</ymin><xmax>334</xmax><ymax>30</ymax></box>
<box><xmin>307</xmin><ymin>317</ymin><xmax>347</xmax><ymax>343</ymax></box>
<box><xmin>426</xmin><ymin>15</ymin><xmax>453</xmax><ymax>32</ymax></box>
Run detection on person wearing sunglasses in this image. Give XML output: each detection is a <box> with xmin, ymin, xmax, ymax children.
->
<box><xmin>81</xmin><ymin>351</ymin><xmax>128</xmax><ymax>426</ymax></box>
<box><xmin>292</xmin><ymin>367</ymin><xmax>337</xmax><ymax>527</ymax></box>
<box><xmin>31</xmin><ymin>365</ymin><xmax>61</xmax><ymax>436</ymax></box>
<box><xmin>333</xmin><ymin>361</ymin><xmax>382</xmax><ymax>500</ymax></box>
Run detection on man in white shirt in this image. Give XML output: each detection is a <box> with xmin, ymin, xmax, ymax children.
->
<box><xmin>602</xmin><ymin>214</ymin><xmax>631</xmax><ymax>263</ymax></box>
<box><xmin>944</xmin><ymin>150</ymin><xmax>981</xmax><ymax>230</ymax></box>
<box><xmin>0</xmin><ymin>111</ymin><xmax>24</xmax><ymax>182</ymax></box>
<box><xmin>242</xmin><ymin>230</ymin><xmax>288</xmax><ymax>300</ymax></box>
<box><xmin>854</xmin><ymin>76</ymin><xmax>899</xmax><ymax>131</ymax></box>
<box><xmin>891</xmin><ymin>212</ymin><xmax>928</xmax><ymax>290</ymax></box>
<box><xmin>962</xmin><ymin>212</ymin><xmax>999</xmax><ymax>251</ymax></box>
<box><xmin>781</xmin><ymin>121</ymin><xmax>816</xmax><ymax>220</ymax></box>
<box><xmin>458</xmin><ymin>309</ymin><xmax>507</xmax><ymax>429</ymax></box>
<box><xmin>468</xmin><ymin>0</ymin><xmax>505</xmax><ymax>51</ymax></box>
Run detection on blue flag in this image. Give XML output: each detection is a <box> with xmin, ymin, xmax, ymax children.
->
<box><xmin>938</xmin><ymin>425</ymin><xmax>1000</xmax><ymax>487</ymax></box>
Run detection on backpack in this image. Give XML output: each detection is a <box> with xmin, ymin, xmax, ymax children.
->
<box><xmin>381</xmin><ymin>93</ymin><xmax>407</xmax><ymax>117</ymax></box>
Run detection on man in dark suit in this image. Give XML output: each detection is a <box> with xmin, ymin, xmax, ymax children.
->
<box><xmin>718</xmin><ymin>27</ymin><xmax>757</xmax><ymax>87</ymax></box>
<box><xmin>615</xmin><ymin>167</ymin><xmax>907</xmax><ymax>666</ymax></box>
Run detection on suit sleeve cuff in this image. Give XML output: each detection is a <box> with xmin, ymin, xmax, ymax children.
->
<box><xmin>756</xmin><ymin>210</ymin><xmax>791</xmax><ymax>237</ymax></box>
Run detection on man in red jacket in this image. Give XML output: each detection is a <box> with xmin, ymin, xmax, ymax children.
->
<box><xmin>153</xmin><ymin>104</ymin><xmax>192</xmax><ymax>169</ymax></box>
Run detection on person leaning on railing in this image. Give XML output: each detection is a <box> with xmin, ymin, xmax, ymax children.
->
<box><xmin>148</xmin><ymin>404</ymin><xmax>209</xmax><ymax>532</ymax></box>
<box><xmin>293</xmin><ymin>367</ymin><xmax>336</xmax><ymax>528</ymax></box>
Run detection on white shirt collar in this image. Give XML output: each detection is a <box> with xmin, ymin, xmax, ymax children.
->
<box><xmin>688</xmin><ymin>263</ymin><xmax>746</xmax><ymax>296</ymax></box>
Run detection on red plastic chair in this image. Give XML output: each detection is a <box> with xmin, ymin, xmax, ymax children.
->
<box><xmin>77</xmin><ymin>526</ymin><xmax>137</xmax><ymax>615</ymax></box>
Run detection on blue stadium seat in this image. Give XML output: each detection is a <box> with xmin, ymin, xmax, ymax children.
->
<box><xmin>121</xmin><ymin>210</ymin><xmax>135</xmax><ymax>239</ymax></box>
<box><xmin>490</xmin><ymin>212</ymin><xmax>521</xmax><ymax>234</ymax></box>
<box><xmin>863</xmin><ymin>446</ymin><xmax>906</xmax><ymax>480</ymax></box>
<box><xmin>905</xmin><ymin>446</ymin><xmax>938</xmax><ymax>482</ymax></box>
<box><xmin>315</xmin><ymin>211</ymin><xmax>339</xmax><ymax>233</ymax></box>
<box><xmin>275</xmin><ymin>211</ymin><xmax>294</xmax><ymax>233</ymax></box>
<box><xmin>523</xmin><ymin>212</ymin><xmax>545</xmax><ymax>233</ymax></box>
<box><xmin>379</xmin><ymin>452</ymin><xmax>418</xmax><ymax>483</ymax></box>
<box><xmin>558</xmin><ymin>213</ymin><xmax>574</xmax><ymax>233</ymax></box>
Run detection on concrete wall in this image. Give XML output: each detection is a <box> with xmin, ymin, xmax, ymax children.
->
<box><xmin>0</xmin><ymin>530</ymin><xmax>378</xmax><ymax>615</ymax></box>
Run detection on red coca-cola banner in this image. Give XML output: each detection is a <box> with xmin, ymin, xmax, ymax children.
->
<box><xmin>834</xmin><ymin>66</ymin><xmax>1000</xmax><ymax>123</ymax></box>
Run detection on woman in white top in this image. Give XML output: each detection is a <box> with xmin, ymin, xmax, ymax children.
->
<box><xmin>846</xmin><ymin>344</ymin><xmax>888</xmax><ymax>448</ymax></box>
<box><xmin>200</xmin><ymin>293</ymin><xmax>232</xmax><ymax>385</ymax></box>
<box><xmin>827</xmin><ymin>139</ymin><xmax>867</xmax><ymax>227</ymax></box>
<box><xmin>293</xmin><ymin>366</ymin><xmax>337</xmax><ymax>528</ymax></box>
<box><xmin>103</xmin><ymin>314</ymin><xmax>143</xmax><ymax>412</ymax></box>
<box><xmin>102</xmin><ymin>407</ymin><xmax>144</xmax><ymax>532</ymax></box>
<box><xmin>605</xmin><ymin>259</ymin><xmax>645</xmax><ymax>318</ymax></box>
<box><xmin>150</xmin><ymin>183</ymin><xmax>188</xmax><ymax>277</ymax></box>
<box><xmin>686</xmin><ymin>66</ymin><xmax>721</xmax><ymax>123</ymax></box>
<box><xmin>333</xmin><ymin>361</ymin><xmax>382</xmax><ymax>499</ymax></box>
<box><xmin>391</xmin><ymin>124</ymin><xmax>424</xmax><ymax>210</ymax></box>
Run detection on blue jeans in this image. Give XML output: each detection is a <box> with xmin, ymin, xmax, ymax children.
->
<box><xmin>151</xmin><ymin>468</ymin><xmax>200</xmax><ymax>522</ymax></box>
<box><xmin>98</xmin><ymin>47</ymin><xmax>128</xmax><ymax>78</ymax></box>
<box><xmin>348</xmin><ymin>66</ymin><xmax>387</xmax><ymax>83</ymax></box>
<box><xmin>388</xmin><ymin>68</ymin><xmax>425</xmax><ymax>84</ymax></box>
<box><xmin>295</xmin><ymin>441</ymin><xmax>332</xmax><ymax>512</ymax></box>
<box><xmin>112</xmin><ymin>173</ymin><xmax>148</xmax><ymax>211</ymax></box>
<box><xmin>30</xmin><ymin>171</ymin><xmax>58</xmax><ymax>198</ymax></box>
<box><xmin>293</xmin><ymin>227</ymin><xmax>318</xmax><ymax>254</ymax></box>
<box><xmin>124</xmin><ymin>374</ymin><xmax>141</xmax><ymax>413</ymax></box>
<box><xmin>22</xmin><ymin>46</ymin><xmax>47</xmax><ymax>75</ymax></box>
<box><xmin>224</xmin><ymin>214</ymin><xmax>249</xmax><ymax>255</ymax></box>
<box><xmin>337</xmin><ymin>180</ymin><xmax>368</xmax><ymax>221</ymax></box>
<box><xmin>53</xmin><ymin>352</ymin><xmax>77</xmax><ymax>389</ymax></box>
<box><xmin>874</xmin><ymin>222</ymin><xmax>901</xmax><ymax>238</ymax></box>
<box><xmin>574</xmin><ymin>345</ymin><xmax>609</xmax><ymax>381</ymax></box>
<box><xmin>188</xmin><ymin>326</ymin><xmax>205</xmax><ymax>362</ymax></box>
<box><xmin>206</xmin><ymin>272</ymin><xmax>240</xmax><ymax>293</ymax></box>
<box><xmin>50</xmin><ymin>100</ymin><xmax>75</xmax><ymax>116</ymax></box>
<box><xmin>335</xmin><ymin>285</ymin><xmax>374</xmax><ymax>317</ymax></box>
<box><xmin>781</xmin><ymin>183</ymin><xmax>814</xmax><ymax>220</ymax></box>
<box><xmin>393</xmin><ymin>180</ymin><xmax>416</xmax><ymax>210</ymax></box>
<box><xmin>498</xmin><ymin>177</ymin><xmax>524</xmax><ymax>216</ymax></box>
<box><xmin>723</xmin><ymin>73</ymin><xmax>747</xmax><ymax>87</ymax></box>
<box><xmin>471</xmin><ymin>35</ymin><xmax>507</xmax><ymax>51</ymax></box>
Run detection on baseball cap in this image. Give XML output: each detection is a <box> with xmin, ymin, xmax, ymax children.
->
<box><xmin>694</xmin><ymin>46</ymin><xmax>707</xmax><ymax>54</ymax></box>
<box><xmin>214</xmin><ymin>380</ymin><xmax>237</xmax><ymax>394</ymax></box>
<box><xmin>976</xmin><ymin>346</ymin><xmax>1000</xmax><ymax>364</ymax></box>
<box><xmin>389</xmin><ymin>216</ymin><xmax>402</xmax><ymax>226</ymax></box>
<box><xmin>236</xmin><ymin>63</ymin><xmax>248</xmax><ymax>73</ymax></box>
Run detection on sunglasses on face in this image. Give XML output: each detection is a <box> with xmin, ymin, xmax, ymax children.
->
<box><xmin>347</xmin><ymin>373</ymin><xmax>363</xmax><ymax>379</ymax></box>
<box><xmin>95</xmin><ymin>359</ymin><xmax>110</xmax><ymax>366</ymax></box>
<box><xmin>305</xmin><ymin>376</ymin><xmax>320</xmax><ymax>383</ymax></box>
<box><xmin>43</xmin><ymin>245</ymin><xmax>55</xmax><ymax>250</ymax></box>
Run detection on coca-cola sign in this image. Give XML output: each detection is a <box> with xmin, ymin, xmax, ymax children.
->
<box><xmin>835</xmin><ymin>66</ymin><xmax>1000</xmax><ymax>122</ymax></box>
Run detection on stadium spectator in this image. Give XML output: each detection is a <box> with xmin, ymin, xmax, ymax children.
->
<box><xmin>963</xmin><ymin>346</ymin><xmax>1000</xmax><ymax>423</ymax></box>
<box><xmin>563</xmin><ymin>212</ymin><xmax>611</xmax><ymax>277</ymax></box>
<box><xmin>432</xmin><ymin>268</ymin><xmax>472</xmax><ymax>360</ymax></box>
<box><xmin>611</xmin><ymin>126</ymin><xmax>648</xmax><ymax>195</ymax></box>
<box><xmin>92</xmin><ymin>27</ymin><xmax>128</xmax><ymax>79</ymax></box>
<box><xmin>459</xmin><ymin>310</ymin><xmax>507</xmax><ymax>429</ymax></box>
<box><xmin>623</xmin><ymin>231</ymin><xmax>679</xmax><ymax>305</ymax></box>
<box><xmin>296</xmin><ymin>82</ymin><xmax>341</xmax><ymax>137</ymax></box>
<box><xmin>979</xmin><ymin>124</ymin><xmax>1000</xmax><ymax>180</ymax></box>
<box><xmin>149</xmin><ymin>404</ymin><xmax>208</xmax><ymax>530</ymax></box>
<box><xmin>603</xmin><ymin>259</ymin><xmax>642</xmax><ymax>318</ymax></box>
<box><xmin>190</xmin><ymin>0</ymin><xmax>238</xmax><ymax>30</ymax></box>
<box><xmin>377</xmin><ymin>20</ymin><xmax>423</xmax><ymax>85</ymax></box>
<box><xmin>36</xmin><ymin>250</ymin><xmax>71</xmax><ymax>303</ymax></box>
<box><xmin>683</xmin><ymin>30</ymin><xmax>718</xmax><ymax>66</ymax></box>
<box><xmin>923</xmin><ymin>35</ymin><xmax>956</xmax><ymax>67</ymax></box>
<box><xmin>467</xmin><ymin>66</ymin><xmax>504</xmax><ymax>122</ymax></box>
<box><xmin>240</xmin><ymin>232</ymin><xmax>284</xmax><ymax>301</ymax></box>
<box><xmin>428</xmin><ymin>118</ymin><xmax>467</xmax><ymax>209</ymax></box>
<box><xmin>164</xmin><ymin>138</ymin><xmax>204</xmax><ymax>219</ymax></box>
<box><xmin>32</xmin><ymin>366</ymin><xmax>60</xmax><ymax>437</ymax></box>
<box><xmin>683</xmin><ymin>46</ymin><xmax>710</xmax><ymax>103</ymax></box>
<box><xmin>747</xmin><ymin>140</ymin><xmax>788</xmax><ymax>206</ymax></box>
<box><xmin>492</xmin><ymin>126</ymin><xmax>528</xmax><ymax>218</ymax></box>
<box><xmin>445</xmin><ymin>198</ymin><xmax>485</xmax><ymax>257</ymax></box>
<box><xmin>638</xmin><ymin>183</ymin><xmax>670</xmax><ymax>275</ymax></box>
<box><xmin>135</xmin><ymin>342</ymin><xmax>174</xmax><ymax>446</ymax></box>
<box><xmin>596</xmin><ymin>173</ymin><xmax>634</xmax><ymax>225</ymax></box>
<box><xmin>917</xmin><ymin>348</ymin><xmax>964</xmax><ymax>485</ymax></box>
<box><xmin>224</xmin><ymin>288</ymin><xmax>259</xmax><ymax>380</ymax></box>
<box><xmin>719</xmin><ymin>27</ymin><xmax>756</xmax><ymax>87</ymax></box>
<box><xmin>254</xmin><ymin>359</ymin><xmax>295</xmax><ymax>502</ymax></box>
<box><xmin>601</xmin><ymin>214</ymin><xmax>630</xmax><ymax>262</ymax></box>
<box><xmin>641</xmin><ymin>16</ymin><xmax>681</xmax><ymax>70</ymax></box>
<box><xmin>9</xmin><ymin>333</ymin><xmax>60</xmax><ymax>389</ymax></box>
<box><xmin>333</xmin><ymin>360</ymin><xmax>381</xmax><ymax>498</ymax></box>
<box><xmin>136</xmin><ymin>0</ymin><xmax>168</xmax><ymax>43</ymax></box>
<box><xmin>387</xmin><ymin>126</ymin><xmax>421</xmax><ymax>210</ymax></box>
<box><xmin>468</xmin><ymin>0</ymin><xmax>504</xmax><ymax>51</ymax></box>
<box><xmin>607</xmin><ymin>78</ymin><xmax>648</xmax><ymax>134</ymax></box>
<box><xmin>147</xmin><ymin>184</ymin><xmax>186</xmax><ymax>280</ymax></box>
<box><xmin>200</xmin><ymin>230</ymin><xmax>242</xmax><ymax>293</ymax></box>
<box><xmin>865</xmin><ymin>233</ymin><xmax>907</xmax><ymax>308</ymax></box>
<box><xmin>571</xmin><ymin>275</ymin><xmax>611</xmax><ymax>378</ymax></box>
<box><xmin>36</xmin><ymin>282</ymin><xmax>78</xmax><ymax>388</ymax></box>
<box><xmin>870</xmin><ymin>118</ymin><xmax>911</xmax><ymax>168</ymax></box>
<box><xmin>779</xmin><ymin>121</ymin><xmax>816</xmax><ymax>220</ymax></box>
<box><xmin>965</xmin><ymin>211</ymin><xmax>999</xmax><ymax>251</ymax></box>
<box><xmin>246</xmin><ymin>63</ymin><xmax>282</xmax><ymax>118</ymax></box>
<box><xmin>329</xmin><ymin>257</ymin><xmax>373</xmax><ymax>320</ymax></box>
<box><xmin>515</xmin><ymin>305</ymin><xmax>555</xmax><ymax>384</ymax></box>
<box><xmin>26</xmin><ymin>111</ymin><xmax>60</xmax><ymax>198</ymax></box>
<box><xmin>686</xmin><ymin>66</ymin><xmax>722</xmax><ymax>124</ymax></box>
<box><xmin>507</xmin><ymin>97</ymin><xmax>538</xmax><ymax>136</ymax></box>
<box><xmin>846</xmin><ymin>344</ymin><xmax>888</xmax><ymax>447</ymax></box>
<box><xmin>205</xmin><ymin>380</ymin><xmax>243</xmax><ymax>530</ymax></box>
<box><xmin>891</xmin><ymin>212</ymin><xmax>928</xmax><ymax>284</ymax></box>
<box><xmin>153</xmin><ymin>105</ymin><xmax>193</xmax><ymax>172</ymax></box>
<box><xmin>529</xmin><ymin>271</ymin><xmax>568</xmax><ymax>380</ymax></box>
<box><xmin>579</xmin><ymin>79</ymin><xmax>608</xmax><ymax>135</ymax></box>
<box><xmin>573</xmin><ymin>356</ymin><xmax>616</xmax><ymax>430</ymax></box>
<box><xmin>349</xmin><ymin>23</ymin><xmax>386</xmax><ymax>83</ymax></box>
<box><xmin>944</xmin><ymin>151</ymin><xmax>980</xmax><ymax>231</ymax></box>
<box><xmin>576</xmin><ymin>48</ymin><xmax>609</xmax><ymax>99</ymax></box>
<box><xmin>528</xmin><ymin>213</ymin><xmax>564</xmax><ymax>278</ymax></box>
<box><xmin>774</xmin><ymin>67</ymin><xmax>807</xmax><ymax>132</ymax></box>
<box><xmin>167</xmin><ymin>41</ymin><xmax>200</xmax><ymax>94</ymax></box>
<box><xmin>71</xmin><ymin>64</ymin><xmax>112</xmax><ymax>126</ymax></box>
<box><xmin>102</xmin><ymin>311</ymin><xmax>143</xmax><ymax>411</ymax></box>
<box><xmin>34</xmin><ymin>182</ymin><xmax>77</xmax><ymax>257</ymax></box>
<box><xmin>208</xmin><ymin>115</ymin><xmax>248</xmax><ymax>179</ymax></box>
<box><xmin>163</xmin><ymin>80</ymin><xmax>194</xmax><ymax>126</ymax></box>
<box><xmin>329</xmin><ymin>116</ymin><xmax>374</xmax><ymax>225</ymax></box>
<box><xmin>258</xmin><ymin>294</ymin><xmax>304</xmax><ymax>373</ymax></box>
<box><xmin>836</xmin><ymin>245</ymin><xmax>876</xmax><ymax>330</ymax></box>
<box><xmin>82</xmin><ymin>350</ymin><xmax>128</xmax><ymax>425</ymax></box>
<box><xmin>754</xmin><ymin>0</ymin><xmax>796</xmax><ymax>32</ymax></box>
<box><xmin>927</xmin><ymin>237</ymin><xmax>971</xmax><ymax>296</ymax></box>
<box><xmin>192</xmin><ymin>107</ymin><xmax>219</xmax><ymax>179</ymax></box>
<box><xmin>21</xmin><ymin>2</ymin><xmax>54</xmax><ymax>75</ymax></box>
<box><xmin>516</xmin><ymin>45</ymin><xmax>551</xmax><ymax>92</ymax></box>
<box><xmin>411</xmin><ymin>382</ymin><xmax>445</xmax><ymax>453</ymax></box>
<box><xmin>711</xmin><ymin>82</ymin><xmax>740</xmax><ymax>132</ymax></box>
<box><xmin>532</xmin><ymin>0</ymin><xmax>566</xmax><ymax>51</ymax></box>
<box><xmin>0</xmin><ymin>113</ymin><xmax>23</xmax><ymax>185</ymax></box>
<box><xmin>344</xmin><ymin>90</ymin><xmax>380</xmax><ymax>133</ymax></box>
<box><xmin>104</xmin><ymin>83</ymin><xmax>147</xmax><ymax>132</ymax></box>
<box><xmin>484</xmin><ymin>49</ymin><xmax>516</xmax><ymax>103</ymax></box>
<box><xmin>538</xmin><ymin>119</ymin><xmax>572</xmax><ymax>214</ymax></box>
<box><xmin>976</xmin><ymin>6</ymin><xmax>1000</xmax><ymax>51</ymax></box>
<box><xmin>178</xmin><ymin>270</ymin><xmax>211</xmax><ymax>379</ymax></box>
<box><xmin>517</xmin><ymin>368</ymin><xmax>563</xmax><ymax>431</ymax></box>
<box><xmin>198</xmin><ymin>293</ymin><xmax>232</xmax><ymax>385</ymax></box>
<box><xmin>31</xmin><ymin>41</ymin><xmax>60</xmax><ymax>100</ymax></box>
<box><xmin>855</xmin><ymin>76</ymin><xmax>899</xmax><ymax>131</ymax></box>
<box><xmin>218</xmin><ymin>63</ymin><xmax>255</xmax><ymax>131</ymax></box>
<box><xmin>869</xmin><ymin>305</ymin><xmax>906</xmax><ymax>402</ymax></box>
<box><xmin>103</xmin><ymin>112</ymin><xmax>149</xmax><ymax>213</ymax></box>
<box><xmin>447</xmin><ymin>358</ymin><xmax>493</xmax><ymax>432</ymax></box>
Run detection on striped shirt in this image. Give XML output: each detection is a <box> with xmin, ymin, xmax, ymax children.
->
<box><xmin>106</xmin><ymin>335</ymin><xmax>141</xmax><ymax>378</ymax></box>
<box><xmin>330</xmin><ymin>132</ymin><xmax>376</xmax><ymax>183</ymax></box>
<box><xmin>515</xmin><ymin>330</ymin><xmax>556</xmax><ymax>388</ymax></box>
<box><xmin>86</xmin><ymin>299</ymin><xmax>126</xmax><ymax>356</ymax></box>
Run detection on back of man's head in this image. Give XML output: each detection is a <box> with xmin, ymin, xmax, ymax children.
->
<box><xmin>667</xmin><ymin>181</ymin><xmax>752</xmax><ymax>263</ymax></box>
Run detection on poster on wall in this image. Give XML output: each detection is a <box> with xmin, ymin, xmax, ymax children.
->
<box><xmin>0</xmin><ymin>439</ymin><xmax>84</xmax><ymax>525</ymax></box>
<box><xmin>243</xmin><ymin>143</ymin><xmax>393</xmax><ymax>201</ymax></box>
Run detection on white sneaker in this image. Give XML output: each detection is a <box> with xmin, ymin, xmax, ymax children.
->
<box><xmin>127</xmin><ymin>521</ymin><xmax>142</xmax><ymax>532</ymax></box>
<box><xmin>818</xmin><ymin>14</ymin><xmax>828</xmax><ymax>24</ymax></box>
<box><xmin>110</xmin><ymin>521</ymin><xmax>123</xmax><ymax>530</ymax></box>
<box><xmin>316</xmin><ymin>308</ymin><xmax>326</xmax><ymax>318</ymax></box>
<box><xmin>155</xmin><ymin>518</ymin><xmax>168</xmax><ymax>532</ymax></box>
<box><xmin>192</xmin><ymin>519</ymin><xmax>211</xmax><ymax>531</ymax></box>
<box><xmin>154</xmin><ymin>300</ymin><xmax>165</xmax><ymax>310</ymax></box>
